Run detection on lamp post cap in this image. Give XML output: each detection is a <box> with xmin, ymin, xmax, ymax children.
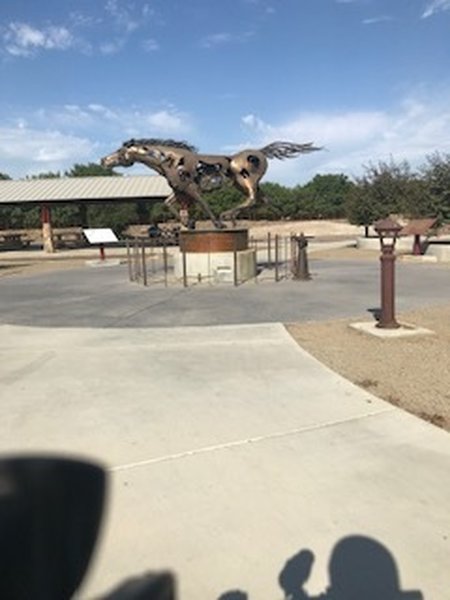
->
<box><xmin>374</xmin><ymin>218</ymin><xmax>402</xmax><ymax>234</ymax></box>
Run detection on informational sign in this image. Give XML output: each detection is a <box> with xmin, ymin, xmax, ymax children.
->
<box><xmin>83</xmin><ymin>228</ymin><xmax>118</xmax><ymax>244</ymax></box>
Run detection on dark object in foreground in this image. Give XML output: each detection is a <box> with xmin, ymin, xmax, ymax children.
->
<box><xmin>103</xmin><ymin>571</ymin><xmax>176</xmax><ymax>600</ymax></box>
<box><xmin>0</xmin><ymin>455</ymin><xmax>176</xmax><ymax>600</ymax></box>
<box><xmin>0</xmin><ymin>455</ymin><xmax>106</xmax><ymax>600</ymax></box>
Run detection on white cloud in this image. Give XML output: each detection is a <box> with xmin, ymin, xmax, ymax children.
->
<box><xmin>105</xmin><ymin>0</ymin><xmax>139</xmax><ymax>33</ymax></box>
<box><xmin>2</xmin><ymin>22</ymin><xmax>74</xmax><ymax>57</ymax></box>
<box><xmin>0</xmin><ymin>103</ymin><xmax>193</xmax><ymax>177</ymax></box>
<box><xmin>144</xmin><ymin>110</ymin><xmax>187</xmax><ymax>133</ymax></box>
<box><xmin>142</xmin><ymin>38</ymin><xmax>160</xmax><ymax>52</ymax></box>
<box><xmin>422</xmin><ymin>0</ymin><xmax>450</xmax><ymax>18</ymax></box>
<box><xmin>362</xmin><ymin>15</ymin><xmax>393</xmax><ymax>25</ymax></box>
<box><xmin>200</xmin><ymin>31</ymin><xmax>254</xmax><ymax>48</ymax></box>
<box><xmin>99</xmin><ymin>38</ymin><xmax>125</xmax><ymax>55</ymax></box>
<box><xmin>0</xmin><ymin>126</ymin><xmax>96</xmax><ymax>178</ymax></box>
<box><xmin>34</xmin><ymin>103</ymin><xmax>191</xmax><ymax>137</ymax></box>
<box><xmin>241</xmin><ymin>93</ymin><xmax>450</xmax><ymax>184</ymax></box>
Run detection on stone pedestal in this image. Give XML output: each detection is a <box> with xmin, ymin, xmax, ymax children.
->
<box><xmin>176</xmin><ymin>229</ymin><xmax>256</xmax><ymax>284</ymax></box>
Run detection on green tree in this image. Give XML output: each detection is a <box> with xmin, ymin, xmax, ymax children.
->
<box><xmin>345</xmin><ymin>159</ymin><xmax>419</xmax><ymax>235</ymax></box>
<box><xmin>65</xmin><ymin>161</ymin><xmax>134</xmax><ymax>231</ymax></box>
<box><xmin>0</xmin><ymin>172</ymin><xmax>11</xmax><ymax>180</ymax></box>
<box><xmin>28</xmin><ymin>171</ymin><xmax>61</xmax><ymax>179</ymax></box>
<box><xmin>421</xmin><ymin>153</ymin><xmax>450</xmax><ymax>223</ymax></box>
<box><xmin>65</xmin><ymin>162</ymin><xmax>118</xmax><ymax>177</ymax></box>
<box><xmin>258</xmin><ymin>182</ymin><xmax>296</xmax><ymax>220</ymax></box>
<box><xmin>300</xmin><ymin>174</ymin><xmax>354</xmax><ymax>219</ymax></box>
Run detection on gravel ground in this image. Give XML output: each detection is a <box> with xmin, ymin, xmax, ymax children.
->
<box><xmin>286</xmin><ymin>303</ymin><xmax>450</xmax><ymax>431</ymax></box>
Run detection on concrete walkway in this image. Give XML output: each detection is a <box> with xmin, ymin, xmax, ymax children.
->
<box><xmin>1</xmin><ymin>322</ymin><xmax>449</xmax><ymax>598</ymax></box>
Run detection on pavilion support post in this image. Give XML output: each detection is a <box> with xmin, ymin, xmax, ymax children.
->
<box><xmin>78</xmin><ymin>204</ymin><xmax>88</xmax><ymax>228</ymax></box>
<box><xmin>40</xmin><ymin>204</ymin><xmax>55</xmax><ymax>253</ymax></box>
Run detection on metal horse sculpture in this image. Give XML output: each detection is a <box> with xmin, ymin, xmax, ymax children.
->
<box><xmin>101</xmin><ymin>139</ymin><xmax>321</xmax><ymax>228</ymax></box>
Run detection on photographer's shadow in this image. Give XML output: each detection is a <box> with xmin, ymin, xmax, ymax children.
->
<box><xmin>279</xmin><ymin>535</ymin><xmax>423</xmax><ymax>600</ymax></box>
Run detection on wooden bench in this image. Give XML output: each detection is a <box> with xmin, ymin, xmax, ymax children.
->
<box><xmin>52</xmin><ymin>228</ymin><xmax>84</xmax><ymax>248</ymax></box>
<box><xmin>0</xmin><ymin>231</ymin><xmax>31</xmax><ymax>249</ymax></box>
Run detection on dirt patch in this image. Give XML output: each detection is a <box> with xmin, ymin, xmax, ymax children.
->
<box><xmin>286</xmin><ymin>304</ymin><xmax>450</xmax><ymax>432</ymax></box>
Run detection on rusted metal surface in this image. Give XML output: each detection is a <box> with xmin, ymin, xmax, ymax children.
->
<box><xmin>399</xmin><ymin>218</ymin><xmax>438</xmax><ymax>256</ymax></box>
<box><xmin>291</xmin><ymin>233</ymin><xmax>311</xmax><ymax>280</ymax></box>
<box><xmin>400</xmin><ymin>218</ymin><xmax>438</xmax><ymax>236</ymax></box>
<box><xmin>377</xmin><ymin>248</ymin><xmax>400</xmax><ymax>329</ymax></box>
<box><xmin>179</xmin><ymin>229</ymin><xmax>248</xmax><ymax>253</ymax></box>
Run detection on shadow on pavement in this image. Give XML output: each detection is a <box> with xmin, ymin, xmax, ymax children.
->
<box><xmin>221</xmin><ymin>536</ymin><xmax>423</xmax><ymax>600</ymax></box>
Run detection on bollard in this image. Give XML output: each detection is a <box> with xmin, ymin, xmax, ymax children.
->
<box><xmin>292</xmin><ymin>233</ymin><xmax>311</xmax><ymax>281</ymax></box>
<box><xmin>374</xmin><ymin>218</ymin><xmax>402</xmax><ymax>329</ymax></box>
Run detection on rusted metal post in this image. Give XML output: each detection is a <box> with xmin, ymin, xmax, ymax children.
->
<box><xmin>267</xmin><ymin>232</ymin><xmax>272</xmax><ymax>268</ymax></box>
<box><xmin>252</xmin><ymin>238</ymin><xmax>259</xmax><ymax>283</ymax></box>
<box><xmin>378</xmin><ymin>245</ymin><xmax>399</xmax><ymax>328</ymax></box>
<box><xmin>284</xmin><ymin>236</ymin><xmax>289</xmax><ymax>279</ymax></box>
<box><xmin>182</xmin><ymin>248</ymin><xmax>188</xmax><ymax>288</ymax></box>
<box><xmin>233</xmin><ymin>239</ymin><xmax>238</xmax><ymax>287</ymax></box>
<box><xmin>274</xmin><ymin>234</ymin><xmax>279</xmax><ymax>282</ymax></box>
<box><xmin>141</xmin><ymin>241</ymin><xmax>147</xmax><ymax>286</ymax></box>
<box><xmin>162</xmin><ymin>241</ymin><xmax>168</xmax><ymax>287</ymax></box>
<box><xmin>412</xmin><ymin>234</ymin><xmax>422</xmax><ymax>256</ymax></box>
<box><xmin>374</xmin><ymin>218</ymin><xmax>402</xmax><ymax>329</ymax></box>
<box><xmin>292</xmin><ymin>233</ymin><xmax>311</xmax><ymax>280</ymax></box>
<box><xmin>133</xmin><ymin>240</ymin><xmax>140</xmax><ymax>281</ymax></box>
<box><xmin>126</xmin><ymin>240</ymin><xmax>133</xmax><ymax>281</ymax></box>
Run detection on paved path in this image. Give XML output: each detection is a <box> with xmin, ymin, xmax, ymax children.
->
<box><xmin>0</xmin><ymin>259</ymin><xmax>449</xmax><ymax>327</ymax></box>
<box><xmin>1</xmin><ymin>322</ymin><xmax>449</xmax><ymax>598</ymax></box>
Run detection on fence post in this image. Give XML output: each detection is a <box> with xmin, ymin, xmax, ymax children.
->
<box><xmin>182</xmin><ymin>247</ymin><xmax>188</xmax><ymax>288</ymax></box>
<box><xmin>267</xmin><ymin>232</ymin><xmax>272</xmax><ymax>268</ymax></box>
<box><xmin>253</xmin><ymin>238</ymin><xmax>259</xmax><ymax>283</ymax></box>
<box><xmin>163</xmin><ymin>241</ymin><xmax>168</xmax><ymax>287</ymax></box>
<box><xmin>133</xmin><ymin>240</ymin><xmax>140</xmax><ymax>281</ymax></box>
<box><xmin>141</xmin><ymin>240</ymin><xmax>147</xmax><ymax>286</ymax></box>
<box><xmin>274</xmin><ymin>235</ymin><xmax>279</xmax><ymax>282</ymax></box>
<box><xmin>126</xmin><ymin>240</ymin><xmax>134</xmax><ymax>281</ymax></box>
<box><xmin>233</xmin><ymin>238</ymin><xmax>238</xmax><ymax>287</ymax></box>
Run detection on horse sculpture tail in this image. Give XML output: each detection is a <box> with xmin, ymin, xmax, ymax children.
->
<box><xmin>260</xmin><ymin>141</ymin><xmax>322</xmax><ymax>160</ymax></box>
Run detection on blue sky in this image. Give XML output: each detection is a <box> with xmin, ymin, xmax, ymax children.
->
<box><xmin>0</xmin><ymin>0</ymin><xmax>449</xmax><ymax>184</ymax></box>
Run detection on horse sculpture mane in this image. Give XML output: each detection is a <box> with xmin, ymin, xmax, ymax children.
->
<box><xmin>101</xmin><ymin>139</ymin><xmax>322</xmax><ymax>228</ymax></box>
<box><xmin>123</xmin><ymin>138</ymin><xmax>198</xmax><ymax>152</ymax></box>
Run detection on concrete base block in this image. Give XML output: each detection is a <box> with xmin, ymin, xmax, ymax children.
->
<box><xmin>356</xmin><ymin>236</ymin><xmax>414</xmax><ymax>252</ymax></box>
<box><xmin>426</xmin><ymin>244</ymin><xmax>450</xmax><ymax>262</ymax></box>
<box><xmin>174</xmin><ymin>249</ymin><xmax>256</xmax><ymax>284</ymax></box>
<box><xmin>349</xmin><ymin>321</ymin><xmax>434</xmax><ymax>338</ymax></box>
<box><xmin>399</xmin><ymin>255</ymin><xmax>438</xmax><ymax>263</ymax></box>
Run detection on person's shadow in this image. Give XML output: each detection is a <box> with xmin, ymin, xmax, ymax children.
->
<box><xmin>278</xmin><ymin>535</ymin><xmax>423</xmax><ymax>600</ymax></box>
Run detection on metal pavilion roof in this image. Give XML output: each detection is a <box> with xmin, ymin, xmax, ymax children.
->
<box><xmin>0</xmin><ymin>175</ymin><xmax>171</xmax><ymax>204</ymax></box>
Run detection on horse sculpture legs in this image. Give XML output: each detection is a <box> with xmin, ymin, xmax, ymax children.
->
<box><xmin>220</xmin><ymin>178</ymin><xmax>266</xmax><ymax>223</ymax></box>
<box><xmin>164</xmin><ymin>188</ymin><xmax>225</xmax><ymax>229</ymax></box>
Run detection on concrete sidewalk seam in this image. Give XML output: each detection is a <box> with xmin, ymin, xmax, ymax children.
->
<box><xmin>109</xmin><ymin>407</ymin><xmax>394</xmax><ymax>473</ymax></box>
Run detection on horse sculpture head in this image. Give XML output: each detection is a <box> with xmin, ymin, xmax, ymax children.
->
<box><xmin>100</xmin><ymin>142</ymin><xmax>136</xmax><ymax>168</ymax></box>
<box><xmin>100</xmin><ymin>138</ymin><xmax>196</xmax><ymax>171</ymax></box>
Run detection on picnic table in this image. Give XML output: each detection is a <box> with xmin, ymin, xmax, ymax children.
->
<box><xmin>400</xmin><ymin>218</ymin><xmax>438</xmax><ymax>255</ymax></box>
<box><xmin>0</xmin><ymin>231</ymin><xmax>31</xmax><ymax>249</ymax></box>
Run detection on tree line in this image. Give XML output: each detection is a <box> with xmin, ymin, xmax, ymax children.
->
<box><xmin>0</xmin><ymin>153</ymin><xmax>449</xmax><ymax>233</ymax></box>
